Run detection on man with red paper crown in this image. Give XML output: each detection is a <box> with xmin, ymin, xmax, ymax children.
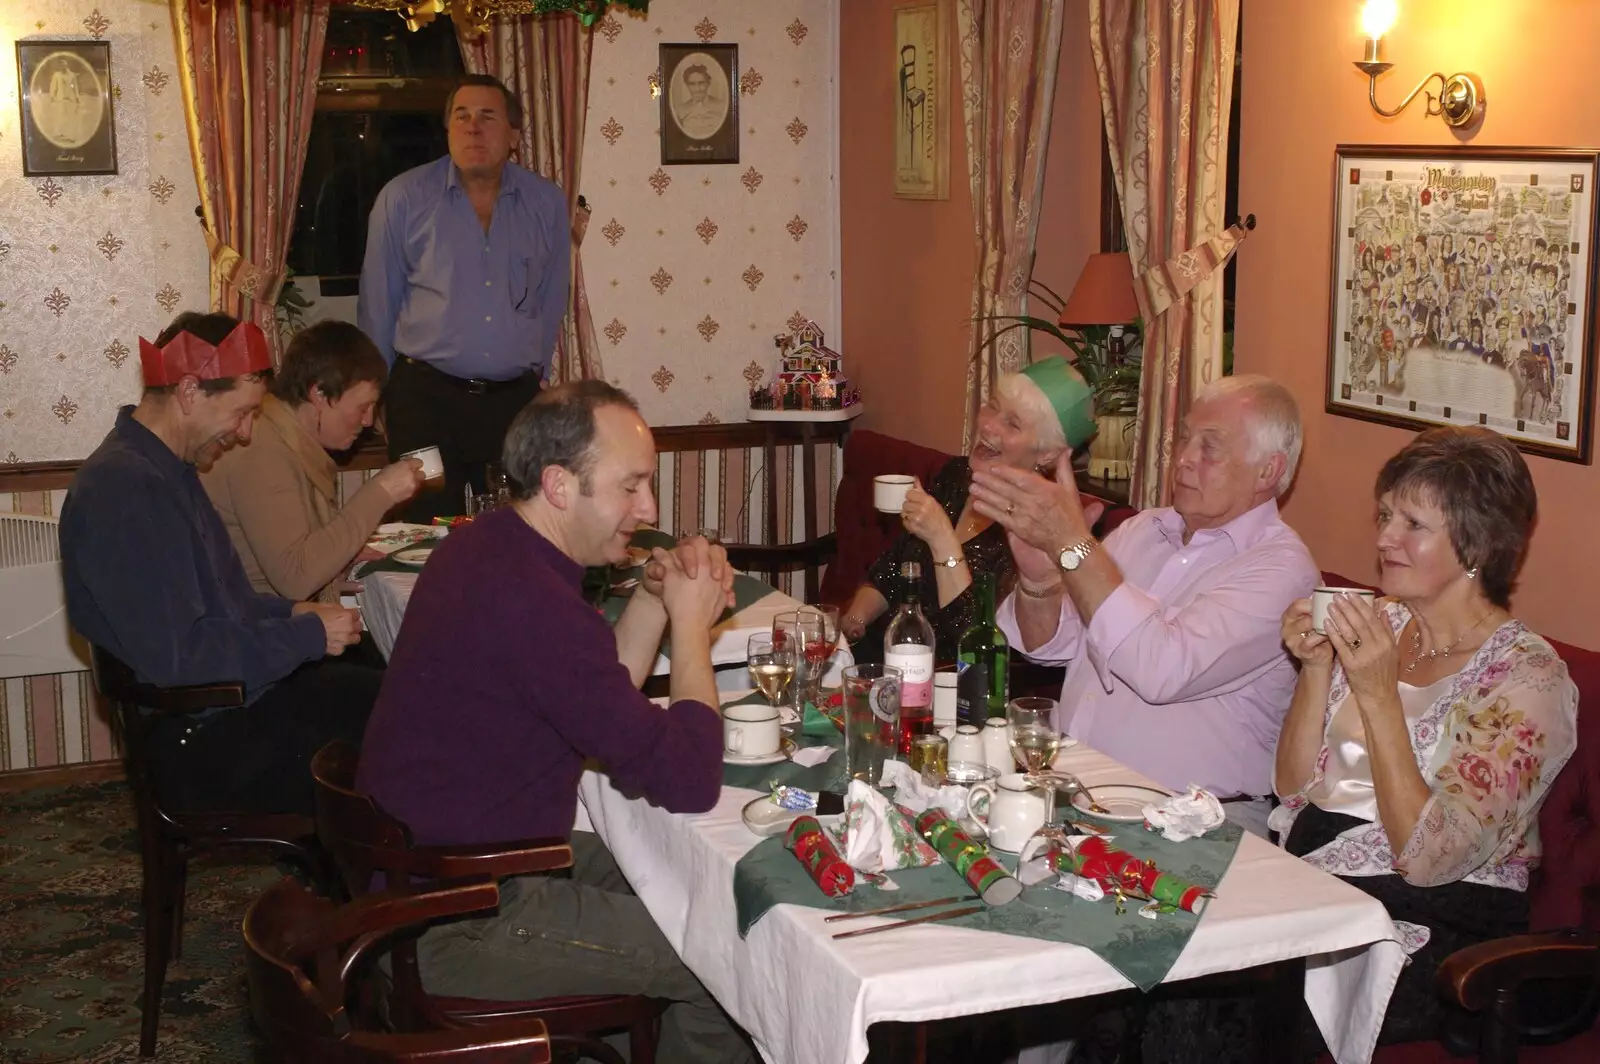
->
<box><xmin>60</xmin><ymin>312</ymin><xmax>382</xmax><ymax>816</ymax></box>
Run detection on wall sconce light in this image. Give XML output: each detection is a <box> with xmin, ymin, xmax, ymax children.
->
<box><xmin>1354</xmin><ymin>0</ymin><xmax>1485</xmax><ymax>129</ymax></box>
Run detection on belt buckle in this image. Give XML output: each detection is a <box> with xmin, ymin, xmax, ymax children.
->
<box><xmin>465</xmin><ymin>379</ymin><xmax>489</xmax><ymax>395</ymax></box>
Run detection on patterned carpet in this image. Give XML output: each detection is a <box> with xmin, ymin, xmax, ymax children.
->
<box><xmin>0</xmin><ymin>781</ymin><xmax>276</xmax><ymax>1064</ymax></box>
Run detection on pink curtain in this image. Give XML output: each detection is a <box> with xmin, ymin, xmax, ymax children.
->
<box><xmin>170</xmin><ymin>0</ymin><xmax>330</xmax><ymax>359</ymax></box>
<box><xmin>956</xmin><ymin>0</ymin><xmax>1067</xmax><ymax>450</ymax></box>
<box><xmin>1090</xmin><ymin>0</ymin><xmax>1241</xmax><ymax>509</ymax></box>
<box><xmin>458</xmin><ymin>16</ymin><xmax>602</xmax><ymax>384</ymax></box>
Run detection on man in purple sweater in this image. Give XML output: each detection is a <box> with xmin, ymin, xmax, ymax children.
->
<box><xmin>358</xmin><ymin>381</ymin><xmax>753</xmax><ymax>1063</ymax></box>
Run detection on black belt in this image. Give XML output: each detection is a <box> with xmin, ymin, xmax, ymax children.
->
<box><xmin>396</xmin><ymin>354</ymin><xmax>539</xmax><ymax>396</ymax></box>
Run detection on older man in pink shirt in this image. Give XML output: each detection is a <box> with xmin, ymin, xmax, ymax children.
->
<box><xmin>968</xmin><ymin>375</ymin><xmax>1318</xmax><ymax>837</ymax></box>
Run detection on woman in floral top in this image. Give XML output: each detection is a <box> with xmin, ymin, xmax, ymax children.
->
<box><xmin>1273</xmin><ymin>426</ymin><xmax>1578</xmax><ymax>1049</ymax></box>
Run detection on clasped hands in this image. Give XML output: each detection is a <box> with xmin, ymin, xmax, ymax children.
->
<box><xmin>640</xmin><ymin>535</ymin><xmax>736</xmax><ymax>631</ymax></box>
<box><xmin>966</xmin><ymin>452</ymin><xmax>1105</xmax><ymax>587</ymax></box>
<box><xmin>1282</xmin><ymin>592</ymin><xmax>1399</xmax><ymax>704</ymax></box>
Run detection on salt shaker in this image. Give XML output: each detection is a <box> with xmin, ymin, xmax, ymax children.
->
<box><xmin>983</xmin><ymin>716</ymin><xmax>1015</xmax><ymax>775</ymax></box>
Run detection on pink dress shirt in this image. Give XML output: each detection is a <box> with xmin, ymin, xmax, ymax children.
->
<box><xmin>997</xmin><ymin>501</ymin><xmax>1318</xmax><ymax>797</ymax></box>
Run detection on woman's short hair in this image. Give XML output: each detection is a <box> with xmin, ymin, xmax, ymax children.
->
<box><xmin>272</xmin><ymin>321</ymin><xmax>388</xmax><ymax>406</ymax></box>
<box><xmin>1375</xmin><ymin>426</ymin><xmax>1536</xmax><ymax>609</ymax></box>
<box><xmin>995</xmin><ymin>372</ymin><xmax>1067</xmax><ymax>454</ymax></box>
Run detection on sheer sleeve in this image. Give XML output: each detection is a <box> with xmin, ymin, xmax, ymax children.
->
<box><xmin>1393</xmin><ymin>639</ymin><xmax>1578</xmax><ymax>887</ymax></box>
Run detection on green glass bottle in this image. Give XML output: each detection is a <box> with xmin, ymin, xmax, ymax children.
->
<box><xmin>956</xmin><ymin>571</ymin><xmax>1009</xmax><ymax>727</ymax></box>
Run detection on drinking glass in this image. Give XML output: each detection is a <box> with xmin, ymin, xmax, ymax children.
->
<box><xmin>843</xmin><ymin>663</ymin><xmax>902</xmax><ymax>787</ymax></box>
<box><xmin>1008</xmin><ymin>696</ymin><xmax>1062</xmax><ymax>821</ymax></box>
<box><xmin>774</xmin><ymin>609</ymin><xmax>826</xmax><ymax>716</ymax></box>
<box><xmin>746</xmin><ymin>633</ymin><xmax>795</xmax><ymax>710</ymax></box>
<box><xmin>485</xmin><ymin>461</ymin><xmax>511</xmax><ymax>502</ymax></box>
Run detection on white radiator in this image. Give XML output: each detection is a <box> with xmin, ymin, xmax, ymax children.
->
<box><xmin>0</xmin><ymin>514</ymin><xmax>92</xmax><ymax>678</ymax></box>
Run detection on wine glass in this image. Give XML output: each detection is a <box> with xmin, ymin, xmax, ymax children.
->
<box><xmin>1008</xmin><ymin>696</ymin><xmax>1062</xmax><ymax>820</ymax></box>
<box><xmin>747</xmin><ymin>633</ymin><xmax>795</xmax><ymax>710</ymax></box>
<box><xmin>773</xmin><ymin>609</ymin><xmax>827</xmax><ymax>717</ymax></box>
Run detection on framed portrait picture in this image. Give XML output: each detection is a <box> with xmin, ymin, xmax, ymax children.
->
<box><xmin>1326</xmin><ymin>145</ymin><xmax>1600</xmax><ymax>463</ymax></box>
<box><xmin>893</xmin><ymin>0</ymin><xmax>949</xmax><ymax>200</ymax></box>
<box><xmin>15</xmin><ymin>39</ymin><xmax>118</xmax><ymax>176</ymax></box>
<box><xmin>659</xmin><ymin>43</ymin><xmax>737</xmax><ymax>165</ymax></box>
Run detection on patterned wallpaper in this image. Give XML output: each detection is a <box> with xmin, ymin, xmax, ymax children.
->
<box><xmin>0</xmin><ymin>1</ymin><xmax>211</xmax><ymax>464</ymax></box>
<box><xmin>581</xmin><ymin>0</ymin><xmax>841</xmax><ymax>426</ymax></box>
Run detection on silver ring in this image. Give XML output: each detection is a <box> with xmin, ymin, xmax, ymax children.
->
<box><xmin>1351</xmin><ymin>637</ymin><xmax>1363</xmax><ymax>650</ymax></box>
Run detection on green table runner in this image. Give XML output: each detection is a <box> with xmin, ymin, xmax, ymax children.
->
<box><xmin>731</xmin><ymin>813</ymin><xmax>1244</xmax><ymax>992</ymax></box>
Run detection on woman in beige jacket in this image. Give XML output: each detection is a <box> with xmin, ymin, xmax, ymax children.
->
<box><xmin>203</xmin><ymin>321</ymin><xmax>424</xmax><ymax>604</ymax></box>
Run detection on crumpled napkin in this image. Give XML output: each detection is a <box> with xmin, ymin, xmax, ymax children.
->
<box><xmin>879</xmin><ymin>760</ymin><xmax>977</xmax><ymax>820</ymax></box>
<box><xmin>838</xmin><ymin>779</ymin><xmax>942</xmax><ymax>874</ymax></box>
<box><xmin>1142</xmin><ymin>784</ymin><xmax>1225</xmax><ymax>842</ymax></box>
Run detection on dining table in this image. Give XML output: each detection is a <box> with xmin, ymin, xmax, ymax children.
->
<box><xmin>576</xmin><ymin>719</ymin><xmax>1407</xmax><ymax>1064</ymax></box>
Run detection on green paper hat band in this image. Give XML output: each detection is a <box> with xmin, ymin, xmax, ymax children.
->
<box><xmin>1017</xmin><ymin>356</ymin><xmax>1098</xmax><ymax>450</ymax></box>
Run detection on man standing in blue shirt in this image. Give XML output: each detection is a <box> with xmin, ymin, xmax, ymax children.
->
<box><xmin>359</xmin><ymin>74</ymin><xmax>569</xmax><ymax>521</ymax></box>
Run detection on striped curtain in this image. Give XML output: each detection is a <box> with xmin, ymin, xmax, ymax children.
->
<box><xmin>458</xmin><ymin>15</ymin><xmax>603</xmax><ymax>385</ymax></box>
<box><xmin>1090</xmin><ymin>0</ymin><xmax>1240</xmax><ymax>508</ymax></box>
<box><xmin>956</xmin><ymin>0</ymin><xmax>1067</xmax><ymax>450</ymax></box>
<box><xmin>170</xmin><ymin>0</ymin><xmax>331</xmax><ymax>359</ymax></box>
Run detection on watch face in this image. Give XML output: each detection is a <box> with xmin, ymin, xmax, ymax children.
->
<box><xmin>1058</xmin><ymin>547</ymin><xmax>1081</xmax><ymax>571</ymax></box>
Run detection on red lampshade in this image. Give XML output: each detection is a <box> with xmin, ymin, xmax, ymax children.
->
<box><xmin>1058</xmin><ymin>252</ymin><xmax>1139</xmax><ymax>327</ymax></box>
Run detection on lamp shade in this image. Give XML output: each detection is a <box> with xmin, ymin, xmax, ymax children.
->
<box><xmin>1058</xmin><ymin>252</ymin><xmax>1139</xmax><ymax>327</ymax></box>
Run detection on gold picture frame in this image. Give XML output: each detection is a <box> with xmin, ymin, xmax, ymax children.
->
<box><xmin>893</xmin><ymin>0</ymin><xmax>949</xmax><ymax>200</ymax></box>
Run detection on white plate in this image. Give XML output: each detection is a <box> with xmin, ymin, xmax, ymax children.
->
<box><xmin>1071</xmin><ymin>783</ymin><xmax>1171</xmax><ymax>822</ymax></box>
<box><xmin>741</xmin><ymin>795</ymin><xmax>804</xmax><ymax>837</ymax></box>
<box><xmin>392</xmin><ymin>547</ymin><xmax>435</xmax><ymax>567</ymax></box>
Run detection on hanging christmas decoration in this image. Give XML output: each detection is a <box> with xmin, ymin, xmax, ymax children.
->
<box><xmin>337</xmin><ymin>0</ymin><xmax>652</xmax><ymax>36</ymax></box>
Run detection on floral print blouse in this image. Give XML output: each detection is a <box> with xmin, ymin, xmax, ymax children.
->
<box><xmin>1273</xmin><ymin>601</ymin><xmax>1578</xmax><ymax>893</ymax></box>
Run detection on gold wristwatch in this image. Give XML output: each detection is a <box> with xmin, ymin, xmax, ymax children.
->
<box><xmin>1057</xmin><ymin>538</ymin><xmax>1097</xmax><ymax>572</ymax></box>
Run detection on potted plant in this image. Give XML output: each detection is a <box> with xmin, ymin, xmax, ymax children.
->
<box><xmin>974</xmin><ymin>276</ymin><xmax>1143</xmax><ymax>479</ymax></box>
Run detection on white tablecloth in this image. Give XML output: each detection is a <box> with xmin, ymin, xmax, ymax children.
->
<box><xmin>358</xmin><ymin>569</ymin><xmax>808</xmax><ymax>678</ymax></box>
<box><xmin>577</xmin><ymin>740</ymin><xmax>1405</xmax><ymax>1064</ymax></box>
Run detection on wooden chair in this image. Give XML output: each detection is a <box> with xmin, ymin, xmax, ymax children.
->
<box><xmin>310</xmin><ymin>741</ymin><xmax>667</xmax><ymax>1062</ymax></box>
<box><xmin>90</xmin><ymin>644</ymin><xmax>330</xmax><ymax>1057</ymax></box>
<box><xmin>244</xmin><ymin>875</ymin><xmax>557</xmax><ymax>1062</ymax></box>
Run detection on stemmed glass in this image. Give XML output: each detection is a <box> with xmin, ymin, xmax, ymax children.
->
<box><xmin>746</xmin><ymin>633</ymin><xmax>796</xmax><ymax>711</ymax></box>
<box><xmin>773</xmin><ymin>609</ymin><xmax>826</xmax><ymax>723</ymax></box>
<box><xmin>1007</xmin><ymin>696</ymin><xmax>1062</xmax><ymax>821</ymax></box>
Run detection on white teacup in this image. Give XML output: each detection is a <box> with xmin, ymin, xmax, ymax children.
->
<box><xmin>401</xmin><ymin>445</ymin><xmax>445</xmax><ymax>482</ymax></box>
<box><xmin>945</xmin><ymin>724</ymin><xmax>985</xmax><ymax>766</ymax></box>
<box><xmin>873</xmin><ymin>474</ymin><xmax>915</xmax><ymax>513</ymax></box>
<box><xmin>1311</xmin><ymin>586</ymin><xmax>1377</xmax><ymax>634</ymax></box>
<box><xmin>967</xmin><ymin>773</ymin><xmax>1051</xmax><ymax>853</ymax></box>
<box><xmin>724</xmin><ymin>702</ymin><xmax>781</xmax><ymax>757</ymax></box>
<box><xmin>932</xmin><ymin>671</ymin><xmax>958</xmax><ymax>727</ymax></box>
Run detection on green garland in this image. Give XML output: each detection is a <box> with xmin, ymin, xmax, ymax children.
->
<box><xmin>535</xmin><ymin>0</ymin><xmax>651</xmax><ymax>24</ymax></box>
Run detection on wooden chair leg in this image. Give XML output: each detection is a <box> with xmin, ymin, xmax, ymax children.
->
<box><xmin>168</xmin><ymin>854</ymin><xmax>188</xmax><ymax>960</ymax></box>
<box><xmin>629</xmin><ymin>1013</ymin><xmax>659</xmax><ymax>1064</ymax></box>
<box><xmin>138</xmin><ymin>838</ymin><xmax>177</xmax><ymax>1057</ymax></box>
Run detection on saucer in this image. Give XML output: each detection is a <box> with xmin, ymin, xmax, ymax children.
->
<box><xmin>392</xmin><ymin>547</ymin><xmax>434</xmax><ymax>567</ymax></box>
<box><xmin>723</xmin><ymin>738</ymin><xmax>795</xmax><ymax>766</ymax></box>
<box><xmin>1071</xmin><ymin>783</ymin><xmax>1171</xmax><ymax>822</ymax></box>
<box><xmin>741</xmin><ymin>795</ymin><xmax>804</xmax><ymax>837</ymax></box>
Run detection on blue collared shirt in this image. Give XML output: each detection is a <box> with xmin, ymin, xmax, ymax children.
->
<box><xmin>357</xmin><ymin>156</ymin><xmax>569</xmax><ymax>381</ymax></box>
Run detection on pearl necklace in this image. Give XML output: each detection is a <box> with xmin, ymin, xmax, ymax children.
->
<box><xmin>1405</xmin><ymin>611</ymin><xmax>1494</xmax><ymax>673</ymax></box>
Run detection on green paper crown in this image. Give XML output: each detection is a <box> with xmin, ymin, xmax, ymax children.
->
<box><xmin>1018</xmin><ymin>356</ymin><xmax>1098</xmax><ymax>449</ymax></box>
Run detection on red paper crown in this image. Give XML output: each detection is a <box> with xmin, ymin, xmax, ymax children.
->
<box><xmin>138</xmin><ymin>321</ymin><xmax>273</xmax><ymax>387</ymax></box>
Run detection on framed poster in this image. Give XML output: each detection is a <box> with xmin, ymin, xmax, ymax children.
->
<box><xmin>15</xmin><ymin>39</ymin><xmax>118</xmax><ymax>176</ymax></box>
<box><xmin>659</xmin><ymin>43</ymin><xmax>738</xmax><ymax>165</ymax></box>
<box><xmin>893</xmin><ymin>0</ymin><xmax>949</xmax><ymax>200</ymax></box>
<box><xmin>1327</xmin><ymin>145</ymin><xmax>1600</xmax><ymax>462</ymax></box>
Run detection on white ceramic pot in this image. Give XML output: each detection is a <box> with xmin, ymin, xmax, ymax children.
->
<box><xmin>967</xmin><ymin>773</ymin><xmax>1051</xmax><ymax>853</ymax></box>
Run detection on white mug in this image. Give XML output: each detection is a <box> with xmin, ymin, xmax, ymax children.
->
<box><xmin>932</xmin><ymin>671</ymin><xmax>958</xmax><ymax>727</ymax></box>
<box><xmin>946</xmin><ymin>724</ymin><xmax>984</xmax><ymax>766</ymax></box>
<box><xmin>401</xmin><ymin>445</ymin><xmax>445</xmax><ymax>482</ymax></box>
<box><xmin>724</xmin><ymin>702</ymin><xmax>781</xmax><ymax>757</ymax></box>
<box><xmin>967</xmin><ymin>774</ymin><xmax>1051</xmax><ymax>853</ymax></box>
<box><xmin>873</xmin><ymin>474</ymin><xmax>915</xmax><ymax>513</ymax></box>
<box><xmin>982</xmin><ymin>717</ymin><xmax>1015</xmax><ymax>775</ymax></box>
<box><xmin>1311</xmin><ymin>586</ymin><xmax>1376</xmax><ymax>634</ymax></box>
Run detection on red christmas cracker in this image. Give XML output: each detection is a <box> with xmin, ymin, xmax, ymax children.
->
<box><xmin>785</xmin><ymin>815</ymin><xmax>855</xmax><ymax>897</ymax></box>
<box><xmin>1056</xmin><ymin>835</ymin><xmax>1211</xmax><ymax>914</ymax></box>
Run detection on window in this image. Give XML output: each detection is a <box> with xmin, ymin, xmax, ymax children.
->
<box><xmin>286</xmin><ymin>9</ymin><xmax>463</xmax><ymax>289</ymax></box>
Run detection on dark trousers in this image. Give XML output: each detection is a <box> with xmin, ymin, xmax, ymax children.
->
<box><xmin>384</xmin><ymin>355</ymin><xmax>542</xmax><ymax>523</ymax></box>
<box><xmin>145</xmin><ymin>659</ymin><xmax>383</xmax><ymax>816</ymax></box>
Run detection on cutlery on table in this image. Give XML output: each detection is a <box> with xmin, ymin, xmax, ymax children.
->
<box><xmin>831</xmin><ymin>905</ymin><xmax>984</xmax><ymax>940</ymax></box>
<box><xmin>824</xmin><ymin>895</ymin><xmax>978</xmax><ymax>923</ymax></box>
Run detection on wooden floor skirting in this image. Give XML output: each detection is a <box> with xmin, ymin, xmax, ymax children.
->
<box><xmin>0</xmin><ymin>759</ymin><xmax>124</xmax><ymax>794</ymax></box>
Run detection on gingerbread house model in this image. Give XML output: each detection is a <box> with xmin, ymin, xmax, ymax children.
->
<box><xmin>751</xmin><ymin>319</ymin><xmax>860</xmax><ymax>411</ymax></box>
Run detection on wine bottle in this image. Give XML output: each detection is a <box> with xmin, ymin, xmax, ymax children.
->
<box><xmin>884</xmin><ymin>561</ymin><xmax>935</xmax><ymax>753</ymax></box>
<box><xmin>956</xmin><ymin>571</ymin><xmax>1009</xmax><ymax>727</ymax></box>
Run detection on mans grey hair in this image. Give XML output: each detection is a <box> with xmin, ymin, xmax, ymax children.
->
<box><xmin>502</xmin><ymin>380</ymin><xmax>641</xmax><ymax>500</ymax></box>
<box><xmin>1196</xmin><ymin>374</ymin><xmax>1303</xmax><ymax>497</ymax></box>
<box><xmin>995</xmin><ymin>371</ymin><xmax>1068</xmax><ymax>454</ymax></box>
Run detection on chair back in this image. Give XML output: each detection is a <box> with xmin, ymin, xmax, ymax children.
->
<box><xmin>311</xmin><ymin>740</ymin><xmax>417</xmax><ymax>897</ymax></box>
<box><xmin>244</xmin><ymin>876</ymin><xmax>551</xmax><ymax>1063</ymax></box>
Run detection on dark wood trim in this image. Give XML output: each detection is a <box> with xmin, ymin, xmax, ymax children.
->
<box><xmin>2</xmin><ymin>421</ymin><xmax>854</xmax><ymax>496</ymax></box>
<box><xmin>0</xmin><ymin>759</ymin><xmax>123</xmax><ymax>794</ymax></box>
<box><xmin>1099</xmin><ymin>127</ymin><xmax>1125</xmax><ymax>254</ymax></box>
